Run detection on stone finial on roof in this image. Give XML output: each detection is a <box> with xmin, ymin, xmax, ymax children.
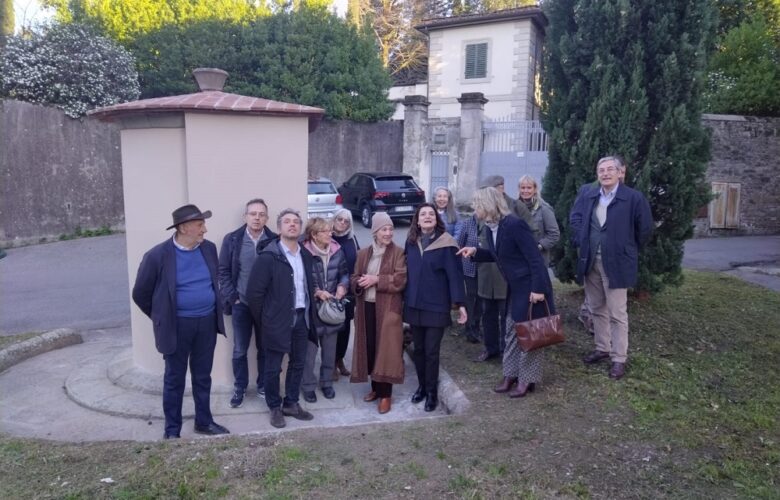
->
<box><xmin>193</xmin><ymin>68</ymin><xmax>228</xmax><ymax>92</ymax></box>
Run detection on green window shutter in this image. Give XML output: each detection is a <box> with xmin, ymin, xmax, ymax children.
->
<box><xmin>465</xmin><ymin>42</ymin><xmax>488</xmax><ymax>79</ymax></box>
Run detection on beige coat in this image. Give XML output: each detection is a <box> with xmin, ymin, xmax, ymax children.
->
<box><xmin>349</xmin><ymin>243</ymin><xmax>407</xmax><ymax>385</ymax></box>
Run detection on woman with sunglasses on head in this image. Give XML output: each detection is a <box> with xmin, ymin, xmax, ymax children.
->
<box><xmin>331</xmin><ymin>208</ymin><xmax>360</xmax><ymax>379</ymax></box>
<box><xmin>405</xmin><ymin>203</ymin><xmax>467</xmax><ymax>412</ymax></box>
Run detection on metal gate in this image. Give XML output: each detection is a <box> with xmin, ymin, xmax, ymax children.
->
<box><xmin>480</xmin><ymin>118</ymin><xmax>548</xmax><ymax>198</ymax></box>
<box><xmin>430</xmin><ymin>150</ymin><xmax>450</xmax><ymax>195</ymax></box>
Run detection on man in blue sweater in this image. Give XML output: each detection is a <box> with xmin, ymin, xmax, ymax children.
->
<box><xmin>132</xmin><ymin>204</ymin><xmax>230</xmax><ymax>439</ymax></box>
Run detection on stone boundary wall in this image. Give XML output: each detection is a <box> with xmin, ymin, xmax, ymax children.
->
<box><xmin>695</xmin><ymin>114</ymin><xmax>780</xmax><ymax>236</ymax></box>
<box><xmin>308</xmin><ymin>119</ymin><xmax>404</xmax><ymax>187</ymax></box>
<box><xmin>0</xmin><ymin>100</ymin><xmax>124</xmax><ymax>247</ymax></box>
<box><xmin>3</xmin><ymin>101</ymin><xmax>777</xmax><ymax>247</ymax></box>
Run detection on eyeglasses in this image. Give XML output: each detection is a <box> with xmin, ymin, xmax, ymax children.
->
<box><xmin>335</xmin><ymin>217</ymin><xmax>349</xmax><ymax>223</ymax></box>
<box><xmin>597</xmin><ymin>166</ymin><xmax>618</xmax><ymax>175</ymax></box>
<box><xmin>247</xmin><ymin>211</ymin><xmax>267</xmax><ymax>217</ymax></box>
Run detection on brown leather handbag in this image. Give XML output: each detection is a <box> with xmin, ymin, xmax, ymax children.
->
<box><xmin>514</xmin><ymin>300</ymin><xmax>565</xmax><ymax>352</ymax></box>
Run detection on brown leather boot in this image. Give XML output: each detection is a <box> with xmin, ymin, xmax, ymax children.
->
<box><xmin>493</xmin><ymin>377</ymin><xmax>517</xmax><ymax>393</ymax></box>
<box><xmin>378</xmin><ymin>397</ymin><xmax>392</xmax><ymax>414</ymax></box>
<box><xmin>508</xmin><ymin>382</ymin><xmax>536</xmax><ymax>398</ymax></box>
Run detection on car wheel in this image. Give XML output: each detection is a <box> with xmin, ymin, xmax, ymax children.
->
<box><xmin>361</xmin><ymin>204</ymin><xmax>372</xmax><ymax>228</ymax></box>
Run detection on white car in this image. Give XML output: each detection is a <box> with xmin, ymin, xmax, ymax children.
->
<box><xmin>307</xmin><ymin>178</ymin><xmax>343</xmax><ymax>220</ymax></box>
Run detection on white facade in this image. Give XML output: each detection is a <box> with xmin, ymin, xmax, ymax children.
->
<box><xmin>427</xmin><ymin>18</ymin><xmax>542</xmax><ymax>120</ymax></box>
<box><xmin>388</xmin><ymin>83</ymin><xmax>429</xmax><ymax>120</ymax></box>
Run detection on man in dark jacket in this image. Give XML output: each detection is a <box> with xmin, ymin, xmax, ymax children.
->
<box><xmin>218</xmin><ymin>198</ymin><xmax>277</xmax><ymax>409</ymax></box>
<box><xmin>569</xmin><ymin>156</ymin><xmax>653</xmax><ymax>380</ymax></box>
<box><xmin>246</xmin><ymin>208</ymin><xmax>317</xmax><ymax>429</ymax></box>
<box><xmin>132</xmin><ymin>204</ymin><xmax>230</xmax><ymax>439</ymax></box>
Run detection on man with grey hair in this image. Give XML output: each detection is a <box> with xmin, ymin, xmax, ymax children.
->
<box><xmin>569</xmin><ymin>156</ymin><xmax>652</xmax><ymax>380</ymax></box>
<box><xmin>218</xmin><ymin>199</ymin><xmax>278</xmax><ymax>409</ymax></box>
<box><xmin>246</xmin><ymin>208</ymin><xmax>317</xmax><ymax>428</ymax></box>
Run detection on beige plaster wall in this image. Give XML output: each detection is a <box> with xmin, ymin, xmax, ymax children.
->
<box><xmin>123</xmin><ymin>112</ymin><xmax>309</xmax><ymax>387</ymax></box>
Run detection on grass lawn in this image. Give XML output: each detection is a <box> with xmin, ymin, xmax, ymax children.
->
<box><xmin>0</xmin><ymin>270</ymin><xmax>778</xmax><ymax>499</ymax></box>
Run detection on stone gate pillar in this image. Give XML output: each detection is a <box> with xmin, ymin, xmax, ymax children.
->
<box><xmin>402</xmin><ymin>95</ymin><xmax>431</xmax><ymax>195</ymax></box>
<box><xmin>457</xmin><ymin>92</ymin><xmax>488</xmax><ymax>204</ymax></box>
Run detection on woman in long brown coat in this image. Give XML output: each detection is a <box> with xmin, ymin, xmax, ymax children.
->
<box><xmin>350</xmin><ymin>212</ymin><xmax>407</xmax><ymax>414</ymax></box>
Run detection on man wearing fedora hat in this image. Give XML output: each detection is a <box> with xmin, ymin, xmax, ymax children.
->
<box><xmin>132</xmin><ymin>204</ymin><xmax>230</xmax><ymax>439</ymax></box>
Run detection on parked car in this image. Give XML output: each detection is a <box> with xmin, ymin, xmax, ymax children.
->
<box><xmin>307</xmin><ymin>178</ymin><xmax>343</xmax><ymax>220</ymax></box>
<box><xmin>338</xmin><ymin>173</ymin><xmax>425</xmax><ymax>228</ymax></box>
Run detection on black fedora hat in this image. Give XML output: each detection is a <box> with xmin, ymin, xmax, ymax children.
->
<box><xmin>166</xmin><ymin>204</ymin><xmax>212</xmax><ymax>230</ymax></box>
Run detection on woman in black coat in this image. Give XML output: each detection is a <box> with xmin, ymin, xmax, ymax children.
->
<box><xmin>331</xmin><ymin>208</ymin><xmax>360</xmax><ymax>378</ymax></box>
<box><xmin>458</xmin><ymin>187</ymin><xmax>555</xmax><ymax>399</ymax></box>
<box><xmin>404</xmin><ymin>203</ymin><xmax>467</xmax><ymax>411</ymax></box>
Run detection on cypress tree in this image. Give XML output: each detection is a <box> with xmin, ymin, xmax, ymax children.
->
<box><xmin>541</xmin><ymin>0</ymin><xmax>716</xmax><ymax>293</ymax></box>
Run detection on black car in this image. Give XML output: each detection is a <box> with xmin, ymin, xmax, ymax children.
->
<box><xmin>338</xmin><ymin>173</ymin><xmax>426</xmax><ymax>228</ymax></box>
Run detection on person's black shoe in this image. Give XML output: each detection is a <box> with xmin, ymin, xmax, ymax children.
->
<box><xmin>270</xmin><ymin>408</ymin><xmax>286</xmax><ymax>428</ymax></box>
<box><xmin>194</xmin><ymin>422</ymin><xmax>230</xmax><ymax>435</ymax></box>
<box><xmin>282</xmin><ymin>403</ymin><xmax>314</xmax><ymax>421</ymax></box>
<box><xmin>424</xmin><ymin>392</ymin><xmax>438</xmax><ymax>412</ymax></box>
<box><xmin>229</xmin><ymin>389</ymin><xmax>245</xmax><ymax>408</ymax></box>
<box><xmin>163</xmin><ymin>432</ymin><xmax>180</xmax><ymax>440</ymax></box>
<box><xmin>465</xmin><ymin>334</ymin><xmax>481</xmax><ymax>344</ymax></box>
<box><xmin>303</xmin><ymin>390</ymin><xmax>317</xmax><ymax>403</ymax></box>
<box><xmin>321</xmin><ymin>386</ymin><xmax>336</xmax><ymax>399</ymax></box>
<box><xmin>411</xmin><ymin>386</ymin><xmax>425</xmax><ymax>404</ymax></box>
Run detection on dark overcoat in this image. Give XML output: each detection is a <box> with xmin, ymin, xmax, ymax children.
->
<box><xmin>569</xmin><ymin>183</ymin><xmax>653</xmax><ymax>288</ymax></box>
<box><xmin>245</xmin><ymin>239</ymin><xmax>318</xmax><ymax>353</ymax></box>
<box><xmin>403</xmin><ymin>232</ymin><xmax>465</xmax><ymax>322</ymax></box>
<box><xmin>349</xmin><ymin>243</ymin><xmax>407</xmax><ymax>385</ymax></box>
<box><xmin>473</xmin><ymin>215</ymin><xmax>554</xmax><ymax>322</ymax></box>
<box><xmin>132</xmin><ymin>238</ymin><xmax>226</xmax><ymax>355</ymax></box>
<box><xmin>217</xmin><ymin>223</ymin><xmax>277</xmax><ymax>315</ymax></box>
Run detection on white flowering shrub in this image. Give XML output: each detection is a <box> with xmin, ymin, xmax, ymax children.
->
<box><xmin>0</xmin><ymin>24</ymin><xmax>140</xmax><ymax>117</ymax></box>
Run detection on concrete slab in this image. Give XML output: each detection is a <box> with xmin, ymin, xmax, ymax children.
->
<box><xmin>0</xmin><ymin>327</ymin><xmax>468</xmax><ymax>442</ymax></box>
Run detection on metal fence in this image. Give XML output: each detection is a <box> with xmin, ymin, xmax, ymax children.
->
<box><xmin>480</xmin><ymin>118</ymin><xmax>549</xmax><ymax>198</ymax></box>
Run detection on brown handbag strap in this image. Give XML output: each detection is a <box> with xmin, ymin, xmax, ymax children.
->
<box><xmin>527</xmin><ymin>298</ymin><xmax>551</xmax><ymax>321</ymax></box>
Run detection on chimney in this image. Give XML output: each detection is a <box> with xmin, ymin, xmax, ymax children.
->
<box><xmin>192</xmin><ymin>68</ymin><xmax>228</xmax><ymax>92</ymax></box>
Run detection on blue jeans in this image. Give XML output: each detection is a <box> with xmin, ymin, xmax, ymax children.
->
<box><xmin>163</xmin><ymin>313</ymin><xmax>217</xmax><ymax>436</ymax></box>
<box><xmin>263</xmin><ymin>310</ymin><xmax>309</xmax><ymax>409</ymax></box>
<box><xmin>231</xmin><ymin>302</ymin><xmax>264</xmax><ymax>392</ymax></box>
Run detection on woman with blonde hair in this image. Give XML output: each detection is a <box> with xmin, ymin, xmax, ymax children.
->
<box><xmin>350</xmin><ymin>213</ymin><xmax>407</xmax><ymax>414</ymax></box>
<box><xmin>517</xmin><ymin>175</ymin><xmax>560</xmax><ymax>264</ymax></box>
<box><xmin>300</xmin><ymin>217</ymin><xmax>349</xmax><ymax>402</ymax></box>
<box><xmin>458</xmin><ymin>187</ymin><xmax>556</xmax><ymax>398</ymax></box>
<box><xmin>331</xmin><ymin>208</ymin><xmax>360</xmax><ymax>378</ymax></box>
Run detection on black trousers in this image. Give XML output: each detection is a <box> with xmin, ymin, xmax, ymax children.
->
<box><xmin>163</xmin><ymin>313</ymin><xmax>217</xmax><ymax>436</ymax></box>
<box><xmin>464</xmin><ymin>275</ymin><xmax>481</xmax><ymax>339</ymax></box>
<box><xmin>364</xmin><ymin>302</ymin><xmax>392</xmax><ymax>397</ymax></box>
<box><xmin>410</xmin><ymin>325</ymin><xmax>445</xmax><ymax>394</ymax></box>
<box><xmin>263</xmin><ymin>310</ymin><xmax>309</xmax><ymax>410</ymax></box>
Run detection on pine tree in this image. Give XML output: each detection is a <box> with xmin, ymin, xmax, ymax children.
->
<box><xmin>541</xmin><ymin>0</ymin><xmax>716</xmax><ymax>293</ymax></box>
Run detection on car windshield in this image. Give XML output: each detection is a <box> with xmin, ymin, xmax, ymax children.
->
<box><xmin>308</xmin><ymin>182</ymin><xmax>336</xmax><ymax>195</ymax></box>
<box><xmin>375</xmin><ymin>177</ymin><xmax>418</xmax><ymax>190</ymax></box>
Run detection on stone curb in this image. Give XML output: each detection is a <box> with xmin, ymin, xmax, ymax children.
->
<box><xmin>0</xmin><ymin>328</ymin><xmax>83</xmax><ymax>373</ymax></box>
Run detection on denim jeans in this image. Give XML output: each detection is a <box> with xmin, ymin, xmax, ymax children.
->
<box><xmin>231</xmin><ymin>302</ymin><xmax>264</xmax><ymax>392</ymax></box>
<box><xmin>263</xmin><ymin>310</ymin><xmax>309</xmax><ymax>409</ymax></box>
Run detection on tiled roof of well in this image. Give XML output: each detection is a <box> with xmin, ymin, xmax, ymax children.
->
<box><xmin>89</xmin><ymin>91</ymin><xmax>325</xmax><ymax>130</ymax></box>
